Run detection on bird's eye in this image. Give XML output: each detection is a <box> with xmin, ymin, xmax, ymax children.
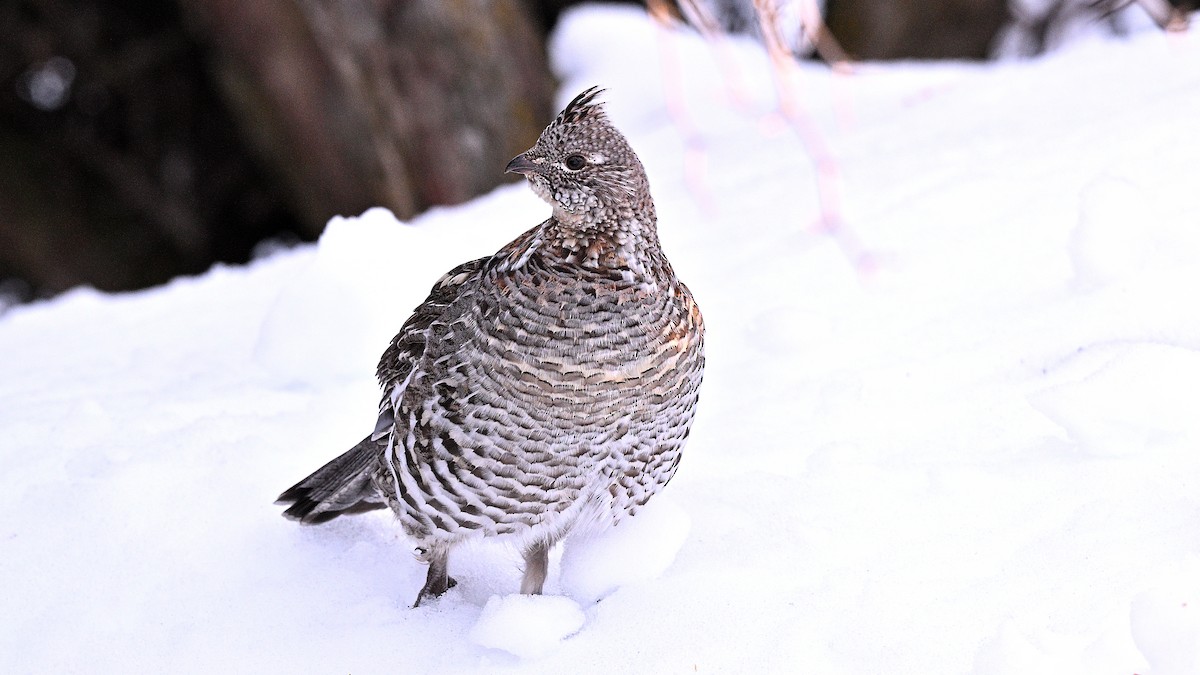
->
<box><xmin>564</xmin><ymin>154</ymin><xmax>587</xmax><ymax>171</ymax></box>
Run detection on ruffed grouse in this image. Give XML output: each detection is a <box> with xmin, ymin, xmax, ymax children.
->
<box><xmin>277</xmin><ymin>87</ymin><xmax>705</xmax><ymax>606</ymax></box>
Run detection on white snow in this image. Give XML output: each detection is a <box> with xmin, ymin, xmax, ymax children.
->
<box><xmin>3</xmin><ymin>5</ymin><xmax>1200</xmax><ymax>674</ymax></box>
<box><xmin>1131</xmin><ymin>562</ymin><xmax>1200</xmax><ymax>675</ymax></box>
<box><xmin>560</xmin><ymin>497</ymin><xmax>692</xmax><ymax>604</ymax></box>
<box><xmin>470</xmin><ymin>594</ymin><xmax>586</xmax><ymax>660</ymax></box>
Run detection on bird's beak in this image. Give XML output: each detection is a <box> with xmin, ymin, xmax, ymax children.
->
<box><xmin>505</xmin><ymin>153</ymin><xmax>540</xmax><ymax>176</ymax></box>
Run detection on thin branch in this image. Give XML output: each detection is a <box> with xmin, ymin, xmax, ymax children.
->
<box><xmin>674</xmin><ymin>0</ymin><xmax>755</xmax><ymax>108</ymax></box>
<box><xmin>753</xmin><ymin>0</ymin><xmax>872</xmax><ymax>272</ymax></box>
<box><xmin>648</xmin><ymin>0</ymin><xmax>717</xmax><ymax>213</ymax></box>
<box><xmin>793</xmin><ymin>0</ymin><xmax>854</xmax><ymax>69</ymax></box>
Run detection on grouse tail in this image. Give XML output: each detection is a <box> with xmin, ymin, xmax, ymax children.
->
<box><xmin>276</xmin><ymin>438</ymin><xmax>386</xmax><ymax>524</ymax></box>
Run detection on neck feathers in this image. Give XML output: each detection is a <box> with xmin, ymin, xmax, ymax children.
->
<box><xmin>543</xmin><ymin>203</ymin><xmax>663</xmax><ymax>278</ymax></box>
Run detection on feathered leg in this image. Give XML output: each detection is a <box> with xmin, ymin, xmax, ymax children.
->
<box><xmin>520</xmin><ymin>541</ymin><xmax>550</xmax><ymax>595</ymax></box>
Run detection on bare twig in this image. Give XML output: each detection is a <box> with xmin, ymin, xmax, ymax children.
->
<box><xmin>753</xmin><ymin>0</ymin><xmax>872</xmax><ymax>272</ymax></box>
<box><xmin>1019</xmin><ymin>0</ymin><xmax>1192</xmax><ymax>55</ymax></box>
<box><xmin>1092</xmin><ymin>0</ymin><xmax>1192</xmax><ymax>30</ymax></box>
<box><xmin>674</xmin><ymin>0</ymin><xmax>756</xmax><ymax>109</ymax></box>
<box><xmin>793</xmin><ymin>0</ymin><xmax>854</xmax><ymax>68</ymax></box>
<box><xmin>648</xmin><ymin>0</ymin><xmax>717</xmax><ymax>213</ymax></box>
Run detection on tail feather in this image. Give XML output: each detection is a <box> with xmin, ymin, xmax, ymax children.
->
<box><xmin>276</xmin><ymin>437</ymin><xmax>386</xmax><ymax>524</ymax></box>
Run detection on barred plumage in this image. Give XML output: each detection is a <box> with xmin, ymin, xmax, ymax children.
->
<box><xmin>277</xmin><ymin>87</ymin><xmax>705</xmax><ymax>606</ymax></box>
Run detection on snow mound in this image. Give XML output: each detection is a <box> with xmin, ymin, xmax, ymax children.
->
<box><xmin>254</xmin><ymin>208</ymin><xmax>405</xmax><ymax>383</ymax></box>
<box><xmin>253</xmin><ymin>200</ymin><xmax>538</xmax><ymax>385</ymax></box>
<box><xmin>560</xmin><ymin>497</ymin><xmax>691</xmax><ymax>603</ymax></box>
<box><xmin>469</xmin><ymin>594</ymin><xmax>586</xmax><ymax>660</ymax></box>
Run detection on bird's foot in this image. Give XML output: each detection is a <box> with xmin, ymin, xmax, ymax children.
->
<box><xmin>412</xmin><ymin>549</ymin><xmax>456</xmax><ymax>608</ymax></box>
<box><xmin>412</xmin><ymin>575</ymin><xmax>457</xmax><ymax>608</ymax></box>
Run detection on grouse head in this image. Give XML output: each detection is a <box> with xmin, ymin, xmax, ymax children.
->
<box><xmin>506</xmin><ymin>87</ymin><xmax>651</xmax><ymax>224</ymax></box>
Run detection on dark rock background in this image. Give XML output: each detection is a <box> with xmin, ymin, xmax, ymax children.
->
<box><xmin>5</xmin><ymin>0</ymin><xmax>1169</xmax><ymax>304</ymax></box>
<box><xmin>1</xmin><ymin>0</ymin><xmax>559</xmax><ymax>300</ymax></box>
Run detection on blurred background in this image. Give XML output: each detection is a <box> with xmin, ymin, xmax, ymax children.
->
<box><xmin>0</xmin><ymin>0</ymin><xmax>1190</xmax><ymax>308</ymax></box>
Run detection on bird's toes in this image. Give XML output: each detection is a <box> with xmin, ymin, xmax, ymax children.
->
<box><xmin>411</xmin><ymin>576</ymin><xmax>458</xmax><ymax>608</ymax></box>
